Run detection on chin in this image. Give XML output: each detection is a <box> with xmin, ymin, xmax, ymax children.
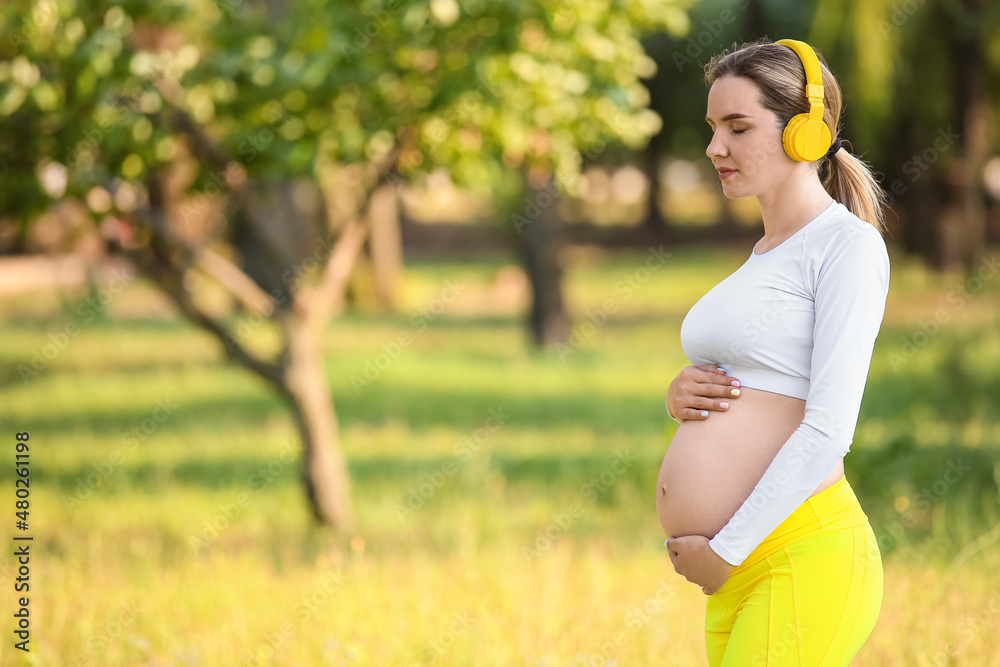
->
<box><xmin>721</xmin><ymin>180</ymin><xmax>760</xmax><ymax>199</ymax></box>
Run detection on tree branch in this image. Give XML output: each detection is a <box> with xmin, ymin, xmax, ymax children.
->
<box><xmin>132</xmin><ymin>178</ymin><xmax>281</xmax><ymax>317</ymax></box>
<box><xmin>153</xmin><ymin>101</ymin><xmax>404</xmax><ymax>328</ymax></box>
<box><xmin>306</xmin><ymin>152</ymin><xmax>402</xmax><ymax>326</ymax></box>
<box><xmin>113</xmin><ymin>172</ymin><xmax>287</xmax><ymax>391</ymax></box>
<box><xmin>305</xmin><ymin>216</ymin><xmax>370</xmax><ymax>325</ymax></box>
<box><xmin>111</xmin><ymin>234</ymin><xmax>287</xmax><ymax>392</ymax></box>
<box><xmin>195</xmin><ymin>244</ymin><xmax>276</xmax><ymax>315</ymax></box>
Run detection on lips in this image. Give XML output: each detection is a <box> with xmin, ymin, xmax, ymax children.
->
<box><xmin>717</xmin><ymin>168</ymin><xmax>737</xmax><ymax>180</ymax></box>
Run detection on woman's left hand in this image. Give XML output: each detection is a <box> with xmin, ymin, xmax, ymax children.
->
<box><xmin>666</xmin><ymin>535</ymin><xmax>734</xmax><ymax>595</ymax></box>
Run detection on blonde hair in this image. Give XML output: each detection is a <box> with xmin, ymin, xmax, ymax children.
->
<box><xmin>704</xmin><ymin>38</ymin><xmax>888</xmax><ymax>234</ymax></box>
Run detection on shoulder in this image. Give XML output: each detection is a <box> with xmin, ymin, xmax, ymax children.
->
<box><xmin>808</xmin><ymin>204</ymin><xmax>887</xmax><ymax>258</ymax></box>
<box><xmin>812</xmin><ymin>203</ymin><xmax>884</xmax><ymax>244</ymax></box>
<box><xmin>807</xmin><ymin>203</ymin><xmax>890</xmax><ymax>287</ymax></box>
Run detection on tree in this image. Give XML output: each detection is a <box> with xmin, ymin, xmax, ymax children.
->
<box><xmin>1</xmin><ymin>0</ymin><xmax>682</xmax><ymax>529</ymax></box>
<box><xmin>809</xmin><ymin>0</ymin><xmax>1000</xmax><ymax>271</ymax></box>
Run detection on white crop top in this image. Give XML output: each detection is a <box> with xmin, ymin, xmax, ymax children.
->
<box><xmin>679</xmin><ymin>200</ymin><xmax>890</xmax><ymax>567</ymax></box>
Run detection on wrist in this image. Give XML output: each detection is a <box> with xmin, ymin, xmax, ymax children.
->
<box><xmin>666</xmin><ymin>405</ymin><xmax>682</xmax><ymax>424</ymax></box>
<box><xmin>707</xmin><ymin>536</ymin><xmax>741</xmax><ymax>568</ymax></box>
<box><xmin>665</xmin><ymin>392</ymin><xmax>681</xmax><ymax>423</ymax></box>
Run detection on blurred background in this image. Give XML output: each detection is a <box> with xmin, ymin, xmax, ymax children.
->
<box><xmin>1</xmin><ymin>0</ymin><xmax>999</xmax><ymax>665</ymax></box>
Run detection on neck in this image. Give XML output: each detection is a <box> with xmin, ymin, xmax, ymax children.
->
<box><xmin>756</xmin><ymin>169</ymin><xmax>834</xmax><ymax>243</ymax></box>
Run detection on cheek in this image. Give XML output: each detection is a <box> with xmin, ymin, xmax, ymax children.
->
<box><xmin>738</xmin><ymin>136</ymin><xmax>784</xmax><ymax>178</ymax></box>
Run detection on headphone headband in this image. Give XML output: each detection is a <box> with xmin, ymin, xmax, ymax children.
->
<box><xmin>773</xmin><ymin>38</ymin><xmax>833</xmax><ymax>161</ymax></box>
<box><xmin>775</xmin><ymin>38</ymin><xmax>825</xmax><ymax>122</ymax></box>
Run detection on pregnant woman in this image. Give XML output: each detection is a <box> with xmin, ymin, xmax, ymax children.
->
<box><xmin>655</xmin><ymin>39</ymin><xmax>889</xmax><ymax>665</ymax></box>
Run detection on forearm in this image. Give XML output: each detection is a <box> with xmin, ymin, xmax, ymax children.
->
<box><xmin>707</xmin><ymin>420</ymin><xmax>847</xmax><ymax>566</ymax></box>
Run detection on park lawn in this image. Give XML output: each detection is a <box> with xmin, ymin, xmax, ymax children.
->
<box><xmin>1</xmin><ymin>244</ymin><xmax>999</xmax><ymax>666</ymax></box>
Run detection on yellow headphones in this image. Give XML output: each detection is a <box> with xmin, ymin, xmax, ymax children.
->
<box><xmin>775</xmin><ymin>39</ymin><xmax>833</xmax><ymax>162</ymax></box>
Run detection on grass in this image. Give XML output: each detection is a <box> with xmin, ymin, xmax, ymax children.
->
<box><xmin>0</xmin><ymin>243</ymin><xmax>999</xmax><ymax>666</ymax></box>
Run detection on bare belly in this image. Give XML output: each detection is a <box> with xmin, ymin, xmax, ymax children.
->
<box><xmin>656</xmin><ymin>386</ymin><xmax>844</xmax><ymax>540</ymax></box>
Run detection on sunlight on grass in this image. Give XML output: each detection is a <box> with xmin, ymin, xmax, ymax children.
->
<box><xmin>1</xmin><ymin>245</ymin><xmax>998</xmax><ymax>665</ymax></box>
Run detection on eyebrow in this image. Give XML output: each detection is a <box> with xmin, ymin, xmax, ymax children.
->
<box><xmin>705</xmin><ymin>113</ymin><xmax>753</xmax><ymax>124</ymax></box>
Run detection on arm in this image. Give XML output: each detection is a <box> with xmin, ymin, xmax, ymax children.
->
<box><xmin>707</xmin><ymin>225</ymin><xmax>891</xmax><ymax>567</ymax></box>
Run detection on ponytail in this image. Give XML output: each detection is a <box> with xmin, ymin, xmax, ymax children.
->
<box><xmin>822</xmin><ymin>144</ymin><xmax>889</xmax><ymax>234</ymax></box>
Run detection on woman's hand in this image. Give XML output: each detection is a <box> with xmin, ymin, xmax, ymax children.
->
<box><xmin>666</xmin><ymin>535</ymin><xmax>734</xmax><ymax>595</ymax></box>
<box><xmin>665</xmin><ymin>364</ymin><xmax>742</xmax><ymax>422</ymax></box>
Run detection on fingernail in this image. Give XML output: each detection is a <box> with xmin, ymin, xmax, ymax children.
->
<box><xmin>731</xmin><ymin>389</ymin><xmax>740</xmax><ymax>396</ymax></box>
<box><xmin>731</xmin><ymin>380</ymin><xmax>740</xmax><ymax>387</ymax></box>
<box><xmin>720</xmin><ymin>402</ymin><xmax>729</xmax><ymax>409</ymax></box>
<box><xmin>700</xmin><ymin>411</ymin><xmax>708</xmax><ymax>417</ymax></box>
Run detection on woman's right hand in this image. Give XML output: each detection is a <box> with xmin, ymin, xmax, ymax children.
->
<box><xmin>665</xmin><ymin>363</ymin><xmax>741</xmax><ymax>422</ymax></box>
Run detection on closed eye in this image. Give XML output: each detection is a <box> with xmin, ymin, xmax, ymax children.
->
<box><xmin>732</xmin><ymin>129</ymin><xmax>746</xmax><ymax>135</ymax></box>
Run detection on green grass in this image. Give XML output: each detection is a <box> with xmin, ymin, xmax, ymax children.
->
<box><xmin>1</xmin><ymin>245</ymin><xmax>999</xmax><ymax>666</ymax></box>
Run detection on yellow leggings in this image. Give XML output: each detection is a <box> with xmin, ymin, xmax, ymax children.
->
<box><xmin>705</xmin><ymin>475</ymin><xmax>883</xmax><ymax>666</ymax></box>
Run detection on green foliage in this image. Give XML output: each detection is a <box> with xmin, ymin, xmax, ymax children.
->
<box><xmin>809</xmin><ymin>0</ymin><xmax>1000</xmax><ymax>163</ymax></box>
<box><xmin>0</xmin><ymin>0</ymin><xmax>184</xmax><ymax>227</ymax></box>
<box><xmin>1</xmin><ymin>0</ymin><xmax>690</xmax><ymax>238</ymax></box>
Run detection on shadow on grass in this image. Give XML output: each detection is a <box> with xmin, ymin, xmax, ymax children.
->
<box><xmin>17</xmin><ymin>438</ymin><xmax>999</xmax><ymax>520</ymax></box>
<box><xmin>14</xmin><ymin>360</ymin><xmax>996</xmax><ymax>449</ymax></box>
<box><xmin>13</xmin><ymin>379</ymin><xmax>668</xmax><ymax>440</ymax></box>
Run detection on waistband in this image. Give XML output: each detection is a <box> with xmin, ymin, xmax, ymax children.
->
<box><xmin>730</xmin><ymin>474</ymin><xmax>868</xmax><ymax>576</ymax></box>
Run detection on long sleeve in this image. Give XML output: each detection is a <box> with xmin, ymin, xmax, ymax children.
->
<box><xmin>707</xmin><ymin>223</ymin><xmax>891</xmax><ymax>567</ymax></box>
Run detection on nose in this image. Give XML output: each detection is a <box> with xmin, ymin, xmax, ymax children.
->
<box><xmin>706</xmin><ymin>128</ymin><xmax>727</xmax><ymax>161</ymax></box>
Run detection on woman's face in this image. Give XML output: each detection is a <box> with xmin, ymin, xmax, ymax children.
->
<box><xmin>705</xmin><ymin>75</ymin><xmax>793</xmax><ymax>198</ymax></box>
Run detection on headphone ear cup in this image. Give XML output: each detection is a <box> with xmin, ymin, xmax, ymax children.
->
<box><xmin>782</xmin><ymin>114</ymin><xmax>832</xmax><ymax>161</ymax></box>
<box><xmin>781</xmin><ymin>114</ymin><xmax>809</xmax><ymax>161</ymax></box>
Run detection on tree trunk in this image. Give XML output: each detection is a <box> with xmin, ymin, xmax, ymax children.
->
<box><xmin>940</xmin><ymin>0</ymin><xmax>992</xmax><ymax>271</ymax></box>
<box><xmin>895</xmin><ymin>117</ymin><xmax>936</xmax><ymax>260</ymax></box>
<box><xmin>278</xmin><ymin>308</ymin><xmax>354</xmax><ymax>531</ymax></box>
<box><xmin>515</xmin><ymin>172</ymin><xmax>570</xmax><ymax>347</ymax></box>
<box><xmin>955</xmin><ymin>28</ymin><xmax>992</xmax><ymax>270</ymax></box>
<box><xmin>638</xmin><ymin>142</ymin><xmax>667</xmax><ymax>232</ymax></box>
<box><xmin>366</xmin><ymin>182</ymin><xmax>403</xmax><ymax>311</ymax></box>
